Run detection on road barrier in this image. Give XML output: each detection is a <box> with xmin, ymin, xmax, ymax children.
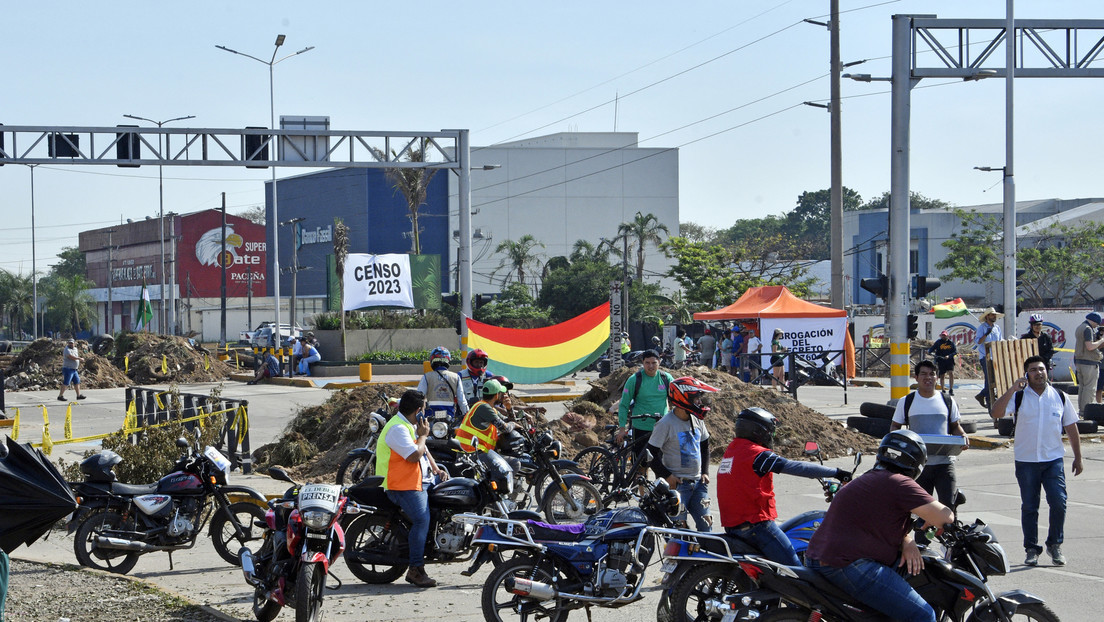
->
<box><xmin>125</xmin><ymin>387</ymin><xmax>252</xmax><ymax>473</ymax></box>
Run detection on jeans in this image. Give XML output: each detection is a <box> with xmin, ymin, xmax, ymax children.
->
<box><xmin>1015</xmin><ymin>458</ymin><xmax>1067</xmax><ymax>553</ymax></box>
<box><xmin>806</xmin><ymin>558</ymin><xmax>935</xmax><ymax>622</ymax></box>
<box><xmin>676</xmin><ymin>479</ymin><xmax>712</xmax><ymax>532</ymax></box>
<box><xmin>976</xmin><ymin>358</ymin><xmax>991</xmax><ymax>406</ymax></box>
<box><xmin>298</xmin><ymin>352</ymin><xmax>321</xmax><ymax>375</ymax></box>
<box><xmin>386</xmin><ymin>489</ymin><xmax>430</xmax><ymax>567</ymax></box>
<box><xmin>726</xmin><ymin>520</ymin><xmax>799</xmax><ymax>566</ymax></box>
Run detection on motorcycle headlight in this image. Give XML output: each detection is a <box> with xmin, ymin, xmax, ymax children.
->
<box><xmin>503</xmin><ymin>470</ymin><xmax>514</xmax><ymax>495</ymax></box>
<box><xmin>368</xmin><ymin>418</ymin><xmax>381</xmax><ymax>434</ymax></box>
<box><xmin>431</xmin><ymin>421</ymin><xmax>450</xmax><ymax>439</ymax></box>
<box><xmin>301</xmin><ymin>509</ymin><xmax>334</xmax><ymax>530</ymax></box>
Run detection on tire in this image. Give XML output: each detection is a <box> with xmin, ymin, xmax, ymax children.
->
<box><xmin>573</xmin><ymin>446</ymin><xmax>616</xmax><ymax>496</ymax></box>
<box><xmin>669</xmin><ymin>563</ymin><xmax>756</xmax><ymax>622</ymax></box>
<box><xmin>343</xmin><ymin>513</ymin><xmax>408</xmax><ymax>584</ymax></box>
<box><xmin>539</xmin><ymin>478</ymin><xmax>603</xmax><ymax>524</ymax></box>
<box><xmin>1084</xmin><ymin>403</ymin><xmax>1104</xmax><ymax>423</ymax></box>
<box><xmin>846</xmin><ymin>416</ymin><xmax>891</xmax><ymax>438</ymax></box>
<box><xmin>996</xmin><ymin>418</ymin><xmax>1016</xmax><ymax>437</ymax></box>
<box><xmin>92</xmin><ymin>335</ymin><xmax>115</xmax><ymax>356</ymax></box>
<box><xmin>336</xmin><ymin>453</ymin><xmax>375</xmax><ymax>485</ymax></box>
<box><xmin>859</xmin><ymin>402</ymin><xmax>895</xmax><ymax>420</ymax></box>
<box><xmin>1052</xmin><ymin>382</ymin><xmax>1078</xmax><ymax>396</ymax></box>
<box><xmin>1075</xmin><ymin>420</ymin><xmax>1098</xmax><ymax>434</ymax></box>
<box><xmin>295</xmin><ymin>562</ymin><xmax>325</xmax><ymax>622</ymax></box>
<box><xmin>73</xmin><ymin>510</ymin><xmax>141</xmax><ymax>575</ymax></box>
<box><xmin>960</xmin><ymin>421</ymin><xmax>978</xmax><ymax>434</ymax></box>
<box><xmin>209</xmin><ymin>501</ymin><xmax>267</xmax><ymax>566</ymax></box>
<box><xmin>481</xmin><ymin>556</ymin><xmax>570</xmax><ymax>622</ymax></box>
<box><xmin>966</xmin><ymin>601</ymin><xmax>1061</xmax><ymax>622</ymax></box>
<box><xmin>253</xmin><ymin>589</ymin><xmax>282</xmax><ymax>622</ymax></box>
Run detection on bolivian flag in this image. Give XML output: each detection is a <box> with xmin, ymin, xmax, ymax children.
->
<box><xmin>466</xmin><ymin>304</ymin><xmax>610</xmax><ymax>384</ymax></box>
<box><xmin>933</xmin><ymin>298</ymin><xmax>968</xmax><ymax>318</ymax></box>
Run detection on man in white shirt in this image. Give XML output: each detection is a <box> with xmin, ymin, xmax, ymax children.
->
<box><xmin>891</xmin><ymin>360</ymin><xmax>966</xmax><ymax>505</ymax></box>
<box><xmin>992</xmin><ymin>355</ymin><xmax>1083</xmax><ymax>567</ymax></box>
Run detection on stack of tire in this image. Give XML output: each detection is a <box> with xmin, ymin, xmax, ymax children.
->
<box><xmin>849</xmin><ymin>401</ymin><xmax>980</xmax><ymax>438</ymax></box>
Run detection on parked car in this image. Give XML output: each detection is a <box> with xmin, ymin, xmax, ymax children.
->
<box><xmin>249</xmin><ymin>323</ymin><xmax>303</xmax><ymax>348</ymax></box>
<box><xmin>240</xmin><ymin>322</ymin><xmax>275</xmax><ymax>344</ymax></box>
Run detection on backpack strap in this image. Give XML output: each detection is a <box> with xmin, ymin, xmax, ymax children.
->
<box><xmin>942</xmin><ymin>393</ymin><xmax>953</xmax><ymax>424</ymax></box>
<box><xmin>903</xmin><ymin>392</ymin><xmax>916</xmax><ymax>426</ymax></box>
<box><xmin>628</xmin><ymin>370</ymin><xmax>644</xmax><ymax>418</ymax></box>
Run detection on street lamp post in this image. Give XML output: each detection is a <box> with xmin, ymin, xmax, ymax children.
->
<box><xmin>28</xmin><ymin>164</ymin><xmax>39</xmax><ymax>339</ymax></box>
<box><xmin>122</xmin><ymin>113</ymin><xmax>195</xmax><ymax>335</ymax></box>
<box><xmin>279</xmin><ymin>217</ymin><xmax>305</xmax><ymax>346</ymax></box>
<box><xmin>217</xmin><ymin>35</ymin><xmax>314</xmax><ymax>354</ymax></box>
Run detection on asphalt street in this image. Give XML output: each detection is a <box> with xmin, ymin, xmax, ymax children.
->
<box><xmin>6</xmin><ymin>374</ymin><xmax>1103</xmax><ymax>621</ymax></box>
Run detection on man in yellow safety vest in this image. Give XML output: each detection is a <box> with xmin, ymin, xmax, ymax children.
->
<box><xmin>455</xmin><ymin>379</ymin><xmax>516</xmax><ymax>452</ymax></box>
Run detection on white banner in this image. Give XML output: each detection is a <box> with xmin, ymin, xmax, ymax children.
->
<box><xmin>343</xmin><ymin>253</ymin><xmax>414</xmax><ymax>310</ymax></box>
<box><xmin>762</xmin><ymin>317</ymin><xmax>848</xmax><ymax>372</ymax></box>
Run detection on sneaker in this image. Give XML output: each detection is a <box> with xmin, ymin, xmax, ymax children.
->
<box><xmin>948</xmin><ymin>389</ymin><xmax>954</xmax><ymax>396</ymax></box>
<box><xmin>1047</xmin><ymin>545</ymin><xmax>1066</xmax><ymax>566</ymax></box>
<box><xmin>57</xmin><ymin>396</ymin><xmax>67</xmax><ymax>402</ymax></box>
<box><xmin>405</xmin><ymin>566</ymin><xmax>437</xmax><ymax>588</ymax></box>
<box><xmin>76</xmin><ymin>395</ymin><xmax>87</xmax><ymax>400</ymax></box>
<box><xmin>974</xmin><ymin>394</ymin><xmax>988</xmax><ymax>408</ymax></box>
<box><xmin>1025</xmin><ymin>550</ymin><xmax>1039</xmax><ymax>566</ymax></box>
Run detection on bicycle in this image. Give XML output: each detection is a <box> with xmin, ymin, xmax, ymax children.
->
<box><xmin>573</xmin><ymin>412</ymin><xmax>663</xmax><ymax>504</ymax></box>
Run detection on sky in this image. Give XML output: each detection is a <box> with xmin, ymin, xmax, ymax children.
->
<box><xmin>2</xmin><ymin>0</ymin><xmax>1102</xmax><ymax>276</ymax></box>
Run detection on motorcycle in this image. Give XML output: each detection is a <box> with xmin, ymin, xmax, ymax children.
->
<box><xmin>456</xmin><ymin>474</ymin><xmax>684</xmax><ymax>622</ymax></box>
<box><xmin>719</xmin><ymin>491</ymin><xmax>1060</xmax><ymax>622</ymax></box>
<box><xmin>495</xmin><ymin>426</ymin><xmax>600</xmax><ymax>522</ymax></box>
<box><xmin>334</xmin><ymin>396</ymin><xmax>399</xmax><ymax>485</ymax></box>
<box><xmin>340</xmin><ymin>447</ymin><xmax>544</xmax><ymax>584</ymax></box>
<box><xmin>69</xmin><ymin>437</ymin><xmax>268</xmax><ymax>575</ymax></box>
<box><xmin>240</xmin><ymin>467</ymin><xmax>371</xmax><ymax>622</ymax></box>
<box><xmin>654</xmin><ymin>442</ymin><xmax>859</xmax><ymax>622</ymax></box>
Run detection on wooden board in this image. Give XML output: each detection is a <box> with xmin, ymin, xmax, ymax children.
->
<box><xmin>988</xmin><ymin>339</ymin><xmax>1039</xmax><ymax>402</ymax></box>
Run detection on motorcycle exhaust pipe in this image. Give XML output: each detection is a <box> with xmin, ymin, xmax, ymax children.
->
<box><xmin>503</xmin><ymin>576</ymin><xmax>557</xmax><ymax>601</ymax></box>
<box><xmin>93</xmin><ymin>536</ymin><xmax>172</xmax><ymax>553</ymax></box>
<box><xmin>240</xmin><ymin>548</ymin><xmax>261</xmax><ymax>587</ymax></box>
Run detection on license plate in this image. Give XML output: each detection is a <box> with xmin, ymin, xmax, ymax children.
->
<box><xmin>660</xmin><ymin>560</ymin><xmax>677</xmax><ymax>574</ymax></box>
<box><xmin>721</xmin><ymin>614</ymin><xmax>737</xmax><ymax>622</ymax></box>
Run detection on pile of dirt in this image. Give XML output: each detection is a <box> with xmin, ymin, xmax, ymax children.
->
<box><xmin>549</xmin><ymin>365</ymin><xmax>879</xmax><ymax>461</ymax></box>
<box><xmin>2</xmin><ymin>338</ymin><xmax>130</xmax><ymax>391</ymax></box>
<box><xmin>112</xmin><ymin>333</ymin><xmax>236</xmax><ymax>384</ymax></box>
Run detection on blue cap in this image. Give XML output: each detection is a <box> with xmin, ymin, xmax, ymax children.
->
<box><xmin>1087</xmin><ymin>312</ymin><xmax>1103</xmax><ymax>324</ymax></box>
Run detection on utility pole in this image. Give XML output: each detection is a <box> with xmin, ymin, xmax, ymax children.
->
<box><xmin>621</xmin><ymin>234</ymin><xmax>630</xmax><ymax>335</ymax></box>
<box><xmin>829</xmin><ymin>0</ymin><xmax>844</xmax><ymax>310</ymax></box>
<box><xmin>280</xmin><ymin>217</ymin><xmax>306</xmax><ymax>335</ymax></box>
<box><xmin>220</xmin><ymin>193</ymin><xmax>228</xmax><ymax>347</ymax></box>
<box><xmin>247</xmin><ymin>271</ymin><xmax>254</xmax><ymax>330</ymax></box>
<box><xmin>106</xmin><ymin>230</ymin><xmax>116</xmax><ymax>334</ymax></box>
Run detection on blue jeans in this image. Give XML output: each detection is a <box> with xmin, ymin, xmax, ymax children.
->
<box><xmin>806</xmin><ymin>558</ymin><xmax>935</xmax><ymax>622</ymax></box>
<box><xmin>1015</xmin><ymin>458</ymin><xmax>1067</xmax><ymax>553</ymax></box>
<box><xmin>726</xmin><ymin>520</ymin><xmax>800</xmax><ymax>566</ymax></box>
<box><xmin>677</xmin><ymin>479</ymin><xmax>711</xmax><ymax>532</ymax></box>
<box><xmin>386</xmin><ymin>489</ymin><xmax>430</xmax><ymax>567</ymax></box>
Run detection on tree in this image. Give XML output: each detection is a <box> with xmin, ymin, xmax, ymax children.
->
<box><xmin>372</xmin><ymin>139</ymin><xmax>439</xmax><ymax>254</ymax></box>
<box><xmin>679</xmin><ymin>222</ymin><xmax>717</xmax><ymax>244</ymax></box>
<box><xmin>475</xmin><ymin>282</ymin><xmax>553</xmax><ymax>328</ymax></box>
<box><xmin>1016</xmin><ymin>221</ymin><xmax>1104</xmax><ymax>307</ymax></box>
<box><xmin>539</xmin><ymin>254</ymin><xmax>618</xmax><ymax>322</ymax></box>
<box><xmin>661</xmin><ymin>237</ymin><xmax>744</xmax><ymax>310</ymax></box>
<box><xmin>236</xmin><ymin>205</ymin><xmax>266</xmax><ymax>225</ymax></box>
<box><xmin>861</xmin><ymin>191</ymin><xmax>952</xmax><ymax>211</ymax></box>
<box><xmin>617</xmin><ymin>212</ymin><xmax>669</xmax><ymax>282</ymax></box>
<box><xmin>935</xmin><ymin>208</ymin><xmax>1002</xmax><ymax>288</ymax></box>
<box><xmin>52</xmin><ymin>246</ymin><xmax>86</xmax><ymax>281</ymax></box>
<box><xmin>45</xmin><ymin>274</ymin><xmax>95</xmax><ymax>335</ymax></box>
<box><xmin>492</xmin><ymin>234</ymin><xmax>546</xmax><ymax>292</ymax></box>
<box><xmin>333</xmin><ymin>218</ymin><xmax>351</xmax><ymax>357</ymax></box>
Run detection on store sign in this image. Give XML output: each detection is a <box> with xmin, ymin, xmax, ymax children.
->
<box><xmin>298</xmin><ymin>224</ymin><xmax>332</xmax><ymax>247</ymax></box>
<box><xmin>178</xmin><ymin>210</ymin><xmax>268</xmax><ymax>297</ymax></box>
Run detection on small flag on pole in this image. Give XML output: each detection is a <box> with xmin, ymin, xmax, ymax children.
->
<box><xmin>933</xmin><ymin>298</ymin><xmax>969</xmax><ymax>318</ymax></box>
<box><xmin>136</xmin><ymin>281</ymin><xmax>155</xmax><ymax>331</ymax></box>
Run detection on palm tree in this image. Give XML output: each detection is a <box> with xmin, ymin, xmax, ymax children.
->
<box><xmin>616</xmin><ymin>212</ymin><xmax>670</xmax><ymax>282</ymax></box>
<box><xmin>372</xmin><ymin>139</ymin><xmax>439</xmax><ymax>254</ymax></box>
<box><xmin>492</xmin><ymin>235</ymin><xmax>546</xmax><ymax>292</ymax></box>
<box><xmin>46</xmin><ymin>274</ymin><xmax>95</xmax><ymax>335</ymax></box>
<box><xmin>333</xmin><ymin>218</ymin><xmax>350</xmax><ymax>359</ymax></box>
<box><xmin>7</xmin><ymin>272</ymin><xmax>34</xmax><ymax>339</ymax></box>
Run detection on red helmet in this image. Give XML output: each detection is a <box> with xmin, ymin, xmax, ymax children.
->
<box><xmin>466</xmin><ymin>348</ymin><xmax>489</xmax><ymax>370</ymax></box>
<box><xmin>668</xmin><ymin>376</ymin><xmax>719</xmax><ymax>419</ymax></box>
<box><xmin>491</xmin><ymin>375</ymin><xmax>513</xmax><ymax>391</ymax></box>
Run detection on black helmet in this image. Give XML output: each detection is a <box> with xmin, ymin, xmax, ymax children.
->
<box><xmin>875</xmin><ymin>429</ymin><xmax>928</xmax><ymax>479</ymax></box>
<box><xmin>735</xmin><ymin>407</ymin><xmax>778</xmax><ymax>448</ymax></box>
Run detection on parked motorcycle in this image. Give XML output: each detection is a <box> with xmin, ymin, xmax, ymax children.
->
<box><xmin>457</xmin><ymin>475</ymin><xmax>683</xmax><ymax>622</ymax></box>
<box><xmin>496</xmin><ymin>427</ymin><xmax>599</xmax><ymax>521</ymax></box>
<box><xmin>720</xmin><ymin>491</ymin><xmax>1060</xmax><ymax>622</ymax></box>
<box><xmin>69</xmin><ymin>437</ymin><xmax>268</xmax><ymax>574</ymax></box>
<box><xmin>334</xmin><ymin>396</ymin><xmax>399</xmax><ymax>485</ymax></box>
<box><xmin>655</xmin><ymin>442</ymin><xmax>858</xmax><ymax>622</ymax></box>
<box><xmin>340</xmin><ymin>448</ymin><xmax>543</xmax><ymax>584</ymax></box>
<box><xmin>240</xmin><ymin>467</ymin><xmax>371</xmax><ymax>622</ymax></box>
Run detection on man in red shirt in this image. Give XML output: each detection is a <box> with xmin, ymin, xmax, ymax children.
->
<box><xmin>717</xmin><ymin>408</ymin><xmax>850</xmax><ymax>564</ymax></box>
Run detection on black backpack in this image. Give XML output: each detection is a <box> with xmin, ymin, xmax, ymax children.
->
<box><xmin>902</xmin><ymin>391</ymin><xmax>954</xmax><ymax>426</ymax></box>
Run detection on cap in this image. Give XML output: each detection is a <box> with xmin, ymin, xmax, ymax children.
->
<box><xmin>1087</xmin><ymin>312</ymin><xmax>1103</xmax><ymax>324</ymax></box>
<box><xmin>67</xmin><ymin>339</ymin><xmax>76</xmax><ymax>344</ymax></box>
<box><xmin>482</xmin><ymin>379</ymin><xmax>508</xmax><ymax>396</ymax></box>
<box><xmin>703</xmin><ymin>327</ymin><xmax>711</xmax><ymax>334</ymax></box>
<box><xmin>940</xmin><ymin>330</ymin><xmax>949</xmax><ymax>337</ymax></box>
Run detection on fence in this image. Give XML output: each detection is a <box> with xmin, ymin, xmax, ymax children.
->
<box><xmin>125</xmin><ymin>387</ymin><xmax>252</xmax><ymax>474</ymax></box>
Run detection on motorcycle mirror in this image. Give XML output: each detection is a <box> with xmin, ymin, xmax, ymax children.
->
<box><xmin>952</xmin><ymin>489</ymin><xmax>967</xmax><ymax>508</ymax></box>
<box><xmin>640</xmin><ymin>448</ymin><xmax>653</xmax><ymax>464</ymax></box>
<box><xmin>803</xmin><ymin>441</ymin><xmax>820</xmax><ymax>455</ymax></box>
<box><xmin>176</xmin><ymin>438</ymin><xmax>190</xmax><ymax>450</ymax></box>
<box><xmin>267</xmin><ymin>467</ymin><xmax>296</xmax><ymax>483</ymax></box>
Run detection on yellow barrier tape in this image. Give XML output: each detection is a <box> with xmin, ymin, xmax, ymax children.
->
<box><xmin>41</xmin><ymin>405</ymin><xmax>52</xmax><ymax>455</ymax></box>
<box><xmin>124</xmin><ymin>400</ymin><xmax>137</xmax><ymax>432</ymax></box>
<box><xmin>32</xmin><ymin>403</ymin><xmax>242</xmax><ymax>450</ymax></box>
<box><xmin>162</xmin><ymin>355</ymin><xmax>168</xmax><ymax>374</ymax></box>
<box><xmin>12</xmin><ymin>408</ymin><xmax>19</xmax><ymax>441</ymax></box>
<box><xmin>204</xmin><ymin>353</ymin><xmax>210</xmax><ymax>371</ymax></box>
<box><xmin>232</xmin><ymin>405</ymin><xmax>250</xmax><ymax>444</ymax></box>
<box><xmin>235</xmin><ymin>351</ymin><xmax>240</xmax><ymax>367</ymax></box>
<box><xmin>64</xmin><ymin>404</ymin><xmax>73</xmax><ymax>440</ymax></box>
<box><xmin>125</xmin><ymin>354</ymin><xmax>129</xmax><ymax>373</ymax></box>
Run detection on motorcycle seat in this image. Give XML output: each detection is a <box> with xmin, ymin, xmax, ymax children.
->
<box><xmin>346</xmin><ymin>481</ymin><xmax>397</xmax><ymax>511</ymax></box>
<box><xmin>112</xmin><ymin>482</ymin><xmax>159</xmax><ymax>496</ymax></box>
<box><xmin>526</xmin><ymin>520</ymin><xmax>589</xmax><ymax>542</ymax></box>
<box><xmin>697</xmin><ymin>533</ymin><xmax>760</xmax><ymax>557</ymax></box>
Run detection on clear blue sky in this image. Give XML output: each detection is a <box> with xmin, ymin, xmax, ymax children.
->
<box><xmin>2</xmin><ymin>0</ymin><xmax>1101</xmax><ymax>275</ymax></box>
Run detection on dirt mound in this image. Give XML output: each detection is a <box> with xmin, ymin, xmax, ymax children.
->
<box><xmin>550</xmin><ymin>365</ymin><xmax>878</xmax><ymax>461</ymax></box>
<box><xmin>113</xmin><ymin>333</ymin><xmax>235</xmax><ymax>384</ymax></box>
<box><xmin>3</xmin><ymin>338</ymin><xmax>130</xmax><ymax>391</ymax></box>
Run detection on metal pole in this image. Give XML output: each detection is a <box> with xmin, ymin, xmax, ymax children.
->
<box><xmin>1003</xmin><ymin>0</ymin><xmax>1017</xmax><ymax>336</ymax></box>
<box><xmin>247</xmin><ymin>271</ymin><xmax>253</xmax><ymax>330</ymax></box>
<box><xmin>29</xmin><ymin>165</ymin><xmax>38</xmax><ymax>339</ymax></box>
<box><xmin>169</xmin><ymin>214</ymin><xmax>176</xmax><ymax>334</ymax></box>
<box><xmin>158</xmin><ymin>136</ymin><xmax>166</xmax><ymax>334</ymax></box>
<box><xmin>457</xmin><ymin>129</ymin><xmax>472</xmax><ymax>351</ymax></box>
<box><xmin>270</xmin><ymin>60</ymin><xmax>283</xmax><ymax>353</ymax></box>
<box><xmin>291</xmin><ymin>221</ymin><xmax>299</xmax><ymax>335</ymax></box>
<box><xmin>888</xmin><ymin>14</ymin><xmax>914</xmax><ymax>401</ymax></box>
<box><xmin>220</xmin><ymin>193</ymin><xmax>227</xmax><ymax>347</ymax></box>
<box><xmin>107</xmin><ymin>231</ymin><xmax>114</xmax><ymax>335</ymax></box>
<box><xmin>829</xmin><ymin>0</ymin><xmax>844</xmax><ymax>310</ymax></box>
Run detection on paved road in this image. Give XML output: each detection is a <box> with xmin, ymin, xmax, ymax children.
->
<box><xmin>9</xmin><ymin>374</ymin><xmax>1104</xmax><ymax>620</ymax></box>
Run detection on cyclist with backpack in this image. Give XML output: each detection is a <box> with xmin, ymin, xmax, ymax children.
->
<box><xmin>615</xmin><ymin>349</ymin><xmax>674</xmax><ymax>453</ymax></box>
<box><xmin>890</xmin><ymin>360</ymin><xmax>967</xmax><ymax>505</ymax></box>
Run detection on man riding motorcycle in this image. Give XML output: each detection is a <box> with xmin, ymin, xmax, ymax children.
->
<box><xmin>455</xmin><ymin>379</ymin><xmax>518</xmax><ymax>453</ymax></box>
<box><xmin>458</xmin><ymin>348</ymin><xmax>494</xmax><ymax>406</ymax></box>
<box><xmin>416</xmin><ymin>347</ymin><xmax>469</xmax><ymax>424</ymax></box>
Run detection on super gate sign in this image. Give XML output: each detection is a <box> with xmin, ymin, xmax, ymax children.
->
<box><xmin>342</xmin><ymin>253</ymin><xmax>414</xmax><ymax>310</ymax></box>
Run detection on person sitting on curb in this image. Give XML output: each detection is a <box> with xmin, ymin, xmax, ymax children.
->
<box><xmin>248</xmin><ymin>351</ymin><xmax>282</xmax><ymax>385</ymax></box>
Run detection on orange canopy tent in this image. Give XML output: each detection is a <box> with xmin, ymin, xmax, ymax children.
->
<box><xmin>693</xmin><ymin>286</ymin><xmax>855</xmax><ymax>377</ymax></box>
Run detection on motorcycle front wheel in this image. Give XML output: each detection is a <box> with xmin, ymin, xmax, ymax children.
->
<box><xmin>343</xmin><ymin>514</ymin><xmax>408</xmax><ymax>583</ymax></box>
<box><xmin>966</xmin><ymin>601</ymin><xmax>1061</xmax><ymax>622</ymax></box>
<box><xmin>209</xmin><ymin>501</ymin><xmax>267</xmax><ymax>566</ymax></box>
<box><xmin>336</xmin><ymin>452</ymin><xmax>374</xmax><ymax>485</ymax></box>
<box><xmin>73</xmin><ymin>510</ymin><xmax>141</xmax><ymax>575</ymax></box>
<box><xmin>295</xmin><ymin>562</ymin><xmax>325</xmax><ymax>622</ymax></box>
<box><xmin>482</xmin><ymin>556</ymin><xmax>570</xmax><ymax>622</ymax></box>
<box><xmin>669</xmin><ymin>563</ymin><xmax>755</xmax><ymax>622</ymax></box>
<box><xmin>539</xmin><ymin>479</ymin><xmax>603</xmax><ymax>524</ymax></box>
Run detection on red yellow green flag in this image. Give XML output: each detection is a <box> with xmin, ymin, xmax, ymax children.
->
<box><xmin>932</xmin><ymin>298</ymin><xmax>968</xmax><ymax>318</ymax></box>
<box><xmin>465</xmin><ymin>304</ymin><xmax>610</xmax><ymax>384</ymax></box>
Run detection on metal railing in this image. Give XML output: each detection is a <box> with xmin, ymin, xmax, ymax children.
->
<box><xmin>124</xmin><ymin>387</ymin><xmax>252</xmax><ymax>473</ymax></box>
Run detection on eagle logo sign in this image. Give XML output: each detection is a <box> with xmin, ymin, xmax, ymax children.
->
<box><xmin>196</xmin><ymin>227</ymin><xmax>245</xmax><ymax>267</ymax></box>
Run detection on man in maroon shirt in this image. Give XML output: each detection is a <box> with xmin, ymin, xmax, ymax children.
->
<box><xmin>804</xmin><ymin>430</ymin><xmax>954</xmax><ymax>622</ymax></box>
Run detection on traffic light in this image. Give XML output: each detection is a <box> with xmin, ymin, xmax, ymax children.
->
<box><xmin>860</xmin><ymin>274</ymin><xmax>888</xmax><ymax>300</ymax></box>
<box><xmin>906</xmin><ymin>314</ymin><xmax>919</xmax><ymax>339</ymax></box>
<box><xmin>912</xmin><ymin>275</ymin><xmax>941</xmax><ymax>298</ymax></box>
<box><xmin>475</xmin><ymin>293</ymin><xmax>500</xmax><ymax>309</ymax></box>
<box><xmin>1015</xmin><ymin>268</ymin><xmax>1027</xmax><ymax>303</ymax></box>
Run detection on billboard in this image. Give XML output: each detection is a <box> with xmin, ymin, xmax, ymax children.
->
<box><xmin>177</xmin><ymin>210</ymin><xmax>268</xmax><ymax>298</ymax></box>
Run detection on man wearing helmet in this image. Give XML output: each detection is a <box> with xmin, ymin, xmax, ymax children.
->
<box><xmin>416</xmin><ymin>347</ymin><xmax>469</xmax><ymax>425</ymax></box>
<box><xmin>805</xmin><ymin>430</ymin><xmax>954</xmax><ymax>622</ymax></box>
<box><xmin>455</xmin><ymin>379</ymin><xmax>518</xmax><ymax>453</ymax></box>
<box><xmin>1020</xmin><ymin>314</ymin><xmax>1054</xmax><ymax>371</ymax></box>
<box><xmin>717</xmin><ymin>408</ymin><xmax>852</xmax><ymax>565</ymax></box>
<box><xmin>648</xmin><ymin>376</ymin><xmax>718</xmax><ymax>531</ymax></box>
<box><xmin>458</xmin><ymin>348</ymin><xmax>494</xmax><ymax>405</ymax></box>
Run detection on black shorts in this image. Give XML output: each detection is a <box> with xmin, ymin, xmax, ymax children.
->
<box><xmin>935</xmin><ymin>358</ymin><xmax>954</xmax><ymax>375</ymax></box>
<box><xmin>771</xmin><ymin>356</ymin><xmax>784</xmax><ymax>368</ymax></box>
